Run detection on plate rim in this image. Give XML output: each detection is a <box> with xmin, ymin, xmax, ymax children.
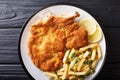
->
<box><xmin>18</xmin><ymin>2</ymin><xmax>107</xmax><ymax>80</ymax></box>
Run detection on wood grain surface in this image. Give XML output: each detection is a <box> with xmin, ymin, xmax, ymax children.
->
<box><xmin>0</xmin><ymin>0</ymin><xmax>120</xmax><ymax>80</ymax></box>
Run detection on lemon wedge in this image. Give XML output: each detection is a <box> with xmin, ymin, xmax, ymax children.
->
<box><xmin>79</xmin><ymin>18</ymin><xmax>96</xmax><ymax>35</ymax></box>
<box><xmin>88</xmin><ymin>27</ymin><xmax>102</xmax><ymax>43</ymax></box>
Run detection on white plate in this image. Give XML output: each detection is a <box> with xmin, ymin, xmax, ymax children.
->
<box><xmin>19</xmin><ymin>4</ymin><xmax>106</xmax><ymax>80</ymax></box>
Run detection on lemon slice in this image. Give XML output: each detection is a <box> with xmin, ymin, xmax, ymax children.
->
<box><xmin>88</xmin><ymin>27</ymin><xmax>102</xmax><ymax>43</ymax></box>
<box><xmin>79</xmin><ymin>18</ymin><xmax>96</xmax><ymax>35</ymax></box>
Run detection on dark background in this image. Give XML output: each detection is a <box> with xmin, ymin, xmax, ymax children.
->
<box><xmin>0</xmin><ymin>0</ymin><xmax>120</xmax><ymax>80</ymax></box>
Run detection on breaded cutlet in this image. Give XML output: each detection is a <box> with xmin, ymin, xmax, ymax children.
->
<box><xmin>28</xmin><ymin>12</ymin><xmax>88</xmax><ymax>71</ymax></box>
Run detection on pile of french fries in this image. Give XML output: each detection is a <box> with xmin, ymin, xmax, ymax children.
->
<box><xmin>44</xmin><ymin>43</ymin><xmax>102</xmax><ymax>80</ymax></box>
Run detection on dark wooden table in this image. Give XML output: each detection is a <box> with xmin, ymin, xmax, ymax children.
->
<box><xmin>0</xmin><ymin>0</ymin><xmax>120</xmax><ymax>80</ymax></box>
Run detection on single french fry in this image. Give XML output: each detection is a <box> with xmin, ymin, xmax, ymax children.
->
<box><xmin>44</xmin><ymin>72</ymin><xmax>58</xmax><ymax>79</ymax></box>
<box><xmin>63</xmin><ymin>50</ymin><xmax>70</xmax><ymax>63</ymax></box>
<box><xmin>69</xmin><ymin>75</ymin><xmax>76</xmax><ymax>80</ymax></box>
<box><xmin>82</xmin><ymin>67</ymin><xmax>90</xmax><ymax>74</ymax></box>
<box><xmin>57</xmin><ymin>71</ymin><xmax>63</xmax><ymax>76</ymax></box>
<box><xmin>91</xmin><ymin>48</ymin><xmax>96</xmax><ymax>60</ymax></box>
<box><xmin>73</xmin><ymin>64</ymin><xmax>78</xmax><ymax>71</ymax></box>
<box><xmin>58</xmin><ymin>71</ymin><xmax>87</xmax><ymax>78</ymax></box>
<box><xmin>83</xmin><ymin>51</ymin><xmax>90</xmax><ymax>58</ymax></box>
<box><xmin>69</xmin><ymin>48</ymin><xmax>76</xmax><ymax>60</ymax></box>
<box><xmin>91</xmin><ymin>58</ymin><xmax>99</xmax><ymax>68</ymax></box>
<box><xmin>79</xmin><ymin>43</ymin><xmax>98</xmax><ymax>52</ymax></box>
<box><xmin>81</xmin><ymin>64</ymin><xmax>89</xmax><ymax>71</ymax></box>
<box><xmin>62</xmin><ymin>63</ymin><xmax>69</xmax><ymax>79</ymax></box>
<box><xmin>83</xmin><ymin>67</ymin><xmax>90</xmax><ymax>72</ymax></box>
<box><xmin>69</xmin><ymin>71</ymin><xmax>86</xmax><ymax>75</ymax></box>
<box><xmin>47</xmin><ymin>76</ymin><xmax>53</xmax><ymax>79</ymax></box>
<box><xmin>97</xmin><ymin>45</ymin><xmax>102</xmax><ymax>59</ymax></box>
<box><xmin>77</xmin><ymin>58</ymin><xmax>85</xmax><ymax>71</ymax></box>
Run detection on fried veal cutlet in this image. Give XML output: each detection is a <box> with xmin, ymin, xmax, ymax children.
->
<box><xmin>66</xmin><ymin>27</ymin><xmax>88</xmax><ymax>49</ymax></box>
<box><xmin>28</xmin><ymin>12</ymin><xmax>88</xmax><ymax>71</ymax></box>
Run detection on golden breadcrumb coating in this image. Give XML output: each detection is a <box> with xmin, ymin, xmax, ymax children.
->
<box><xmin>28</xmin><ymin>12</ymin><xmax>88</xmax><ymax>71</ymax></box>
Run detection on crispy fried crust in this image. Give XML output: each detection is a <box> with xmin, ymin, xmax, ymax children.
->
<box><xmin>66</xmin><ymin>27</ymin><xmax>88</xmax><ymax>49</ymax></box>
<box><xmin>28</xmin><ymin>12</ymin><xmax>88</xmax><ymax>71</ymax></box>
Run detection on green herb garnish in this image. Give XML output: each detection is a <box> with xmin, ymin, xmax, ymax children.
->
<box><xmin>90</xmin><ymin>68</ymin><xmax>95</xmax><ymax>73</ymax></box>
<box><xmin>89</xmin><ymin>51</ymin><xmax>92</xmax><ymax>56</ymax></box>
<box><xmin>84</xmin><ymin>59</ymin><xmax>93</xmax><ymax>64</ymax></box>
<box><xmin>71</xmin><ymin>52</ymin><xmax>75</xmax><ymax>58</ymax></box>
<box><xmin>87</xmin><ymin>48</ymin><xmax>92</xmax><ymax>51</ymax></box>
<box><xmin>75</xmin><ymin>58</ymin><xmax>80</xmax><ymax>63</ymax></box>
<box><xmin>78</xmin><ymin>75</ymin><xmax>84</xmax><ymax>79</ymax></box>
<box><xmin>86</xmin><ymin>73</ymin><xmax>91</xmax><ymax>76</ymax></box>
<box><xmin>55</xmin><ymin>71</ymin><xmax>57</xmax><ymax>74</ymax></box>
<box><xmin>70</xmin><ymin>68</ymin><xmax>74</xmax><ymax>71</ymax></box>
<box><xmin>79</xmin><ymin>52</ymin><xmax>83</xmax><ymax>54</ymax></box>
<box><xmin>67</xmin><ymin>61</ymin><xmax>70</xmax><ymax>64</ymax></box>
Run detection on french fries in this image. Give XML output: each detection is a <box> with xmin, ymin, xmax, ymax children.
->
<box><xmin>97</xmin><ymin>45</ymin><xmax>102</xmax><ymax>59</ymax></box>
<box><xmin>62</xmin><ymin>64</ymin><xmax>69</xmax><ymax>79</ymax></box>
<box><xmin>79</xmin><ymin>43</ymin><xmax>98</xmax><ymax>52</ymax></box>
<box><xmin>83</xmin><ymin>51</ymin><xmax>90</xmax><ymax>58</ymax></box>
<box><xmin>63</xmin><ymin>50</ymin><xmax>70</xmax><ymax>63</ymax></box>
<box><xmin>45</xmin><ymin>43</ymin><xmax>102</xmax><ymax>80</ymax></box>
<box><xmin>91</xmin><ymin>48</ymin><xmax>96</xmax><ymax>60</ymax></box>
